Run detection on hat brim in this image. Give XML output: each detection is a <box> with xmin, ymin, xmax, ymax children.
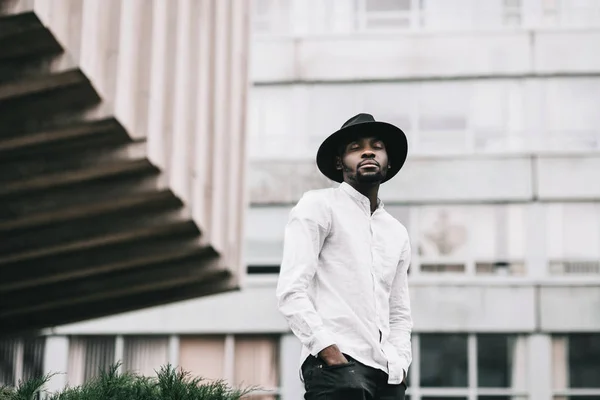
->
<box><xmin>316</xmin><ymin>121</ymin><xmax>408</xmax><ymax>183</ymax></box>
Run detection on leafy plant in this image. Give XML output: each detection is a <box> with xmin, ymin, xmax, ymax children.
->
<box><xmin>1</xmin><ymin>363</ymin><xmax>256</xmax><ymax>400</ymax></box>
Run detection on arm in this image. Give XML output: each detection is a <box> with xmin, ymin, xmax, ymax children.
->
<box><xmin>389</xmin><ymin>239</ymin><xmax>413</xmax><ymax>381</ymax></box>
<box><xmin>275</xmin><ymin>193</ymin><xmax>337</xmax><ymax>359</ymax></box>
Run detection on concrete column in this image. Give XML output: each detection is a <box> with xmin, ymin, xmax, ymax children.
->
<box><xmin>168</xmin><ymin>335</ymin><xmax>180</xmax><ymax>367</ymax></box>
<box><xmin>43</xmin><ymin>336</ymin><xmax>69</xmax><ymax>395</ymax></box>
<box><xmin>528</xmin><ymin>334</ymin><xmax>552</xmax><ymax>400</ymax></box>
<box><xmin>279</xmin><ymin>333</ymin><xmax>304</xmax><ymax>400</ymax></box>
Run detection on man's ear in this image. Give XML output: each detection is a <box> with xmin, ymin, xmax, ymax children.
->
<box><xmin>335</xmin><ymin>156</ymin><xmax>342</xmax><ymax>170</ymax></box>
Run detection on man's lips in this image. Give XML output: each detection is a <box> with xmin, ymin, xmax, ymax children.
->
<box><xmin>359</xmin><ymin>161</ymin><xmax>379</xmax><ymax>168</ymax></box>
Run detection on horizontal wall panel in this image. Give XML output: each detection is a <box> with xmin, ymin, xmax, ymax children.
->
<box><xmin>253</xmin><ymin>31</ymin><xmax>600</xmax><ymax>83</ymax></box>
<box><xmin>536</xmin><ymin>155</ymin><xmax>600</xmax><ymax>200</ymax></box>
<box><xmin>248</xmin><ymin>156</ymin><xmax>534</xmax><ymax>204</ymax></box>
<box><xmin>53</xmin><ymin>281</ymin><xmax>541</xmax><ymax>334</ymax></box>
<box><xmin>410</xmin><ymin>284</ymin><xmax>536</xmax><ymax>332</ymax></box>
<box><xmin>534</xmin><ymin>31</ymin><xmax>600</xmax><ymax>74</ymax></box>
<box><xmin>51</xmin><ymin>285</ymin><xmax>290</xmax><ymax>335</ymax></box>
<box><xmin>539</xmin><ymin>286</ymin><xmax>600</xmax><ymax>331</ymax></box>
<box><xmin>252</xmin><ymin>33</ymin><xmax>531</xmax><ymax>82</ymax></box>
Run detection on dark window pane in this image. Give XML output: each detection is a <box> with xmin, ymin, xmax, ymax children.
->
<box><xmin>82</xmin><ymin>336</ymin><xmax>116</xmax><ymax>383</ymax></box>
<box><xmin>569</xmin><ymin>334</ymin><xmax>600</xmax><ymax>388</ymax></box>
<box><xmin>557</xmin><ymin>397</ymin><xmax>600</xmax><ymax>400</ymax></box>
<box><xmin>421</xmin><ymin>263</ymin><xmax>465</xmax><ymax>273</ymax></box>
<box><xmin>423</xmin><ymin>397</ymin><xmax>467</xmax><ymax>400</ymax></box>
<box><xmin>478</xmin><ymin>334</ymin><xmax>517</xmax><ymax>387</ymax></box>
<box><xmin>420</xmin><ymin>334</ymin><xmax>468</xmax><ymax>387</ymax></box>
<box><xmin>479</xmin><ymin>397</ymin><xmax>529</xmax><ymax>400</ymax></box>
<box><xmin>22</xmin><ymin>337</ymin><xmax>45</xmax><ymax>382</ymax></box>
<box><xmin>0</xmin><ymin>338</ymin><xmax>17</xmax><ymax>386</ymax></box>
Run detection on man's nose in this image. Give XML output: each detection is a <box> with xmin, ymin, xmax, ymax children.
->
<box><xmin>361</xmin><ymin>149</ymin><xmax>375</xmax><ymax>158</ymax></box>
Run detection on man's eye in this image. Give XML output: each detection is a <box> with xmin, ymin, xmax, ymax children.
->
<box><xmin>373</xmin><ymin>142</ymin><xmax>384</xmax><ymax>149</ymax></box>
<box><xmin>349</xmin><ymin>144</ymin><xmax>360</xmax><ymax>150</ymax></box>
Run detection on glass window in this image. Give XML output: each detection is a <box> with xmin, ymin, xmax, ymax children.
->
<box><xmin>553</xmin><ymin>334</ymin><xmax>600</xmax><ymax>389</ymax></box>
<box><xmin>234</xmin><ymin>336</ymin><xmax>280</xmax><ymax>399</ymax></box>
<box><xmin>252</xmin><ymin>0</ymin><xmax>291</xmax><ymax>34</ymax></box>
<box><xmin>417</xmin><ymin>83</ymin><xmax>469</xmax><ymax>153</ymax></box>
<box><xmin>416</xmin><ymin>205</ymin><xmax>528</xmax><ymax>275</ymax></box>
<box><xmin>568</xmin><ymin>334</ymin><xmax>600</xmax><ymax>388</ymax></box>
<box><xmin>179</xmin><ymin>335</ymin><xmax>280</xmax><ymax>399</ymax></box>
<box><xmin>0</xmin><ymin>337</ymin><xmax>44</xmax><ymax>387</ymax></box>
<box><xmin>478</xmin><ymin>397</ymin><xmax>528</xmax><ymax>400</ymax></box>
<box><xmin>420</xmin><ymin>0</ymin><xmax>476</xmax><ymax>29</ymax></box>
<box><xmin>546</xmin><ymin>204</ymin><xmax>600</xmax><ymax>272</ymax></box>
<box><xmin>361</xmin><ymin>0</ymin><xmax>412</xmax><ymax>30</ymax></box>
<box><xmin>248</xmin><ymin>87</ymin><xmax>301</xmax><ymax>159</ymax></box>
<box><xmin>418</xmin><ymin>206</ymin><xmax>469</xmax><ymax>273</ymax></box>
<box><xmin>420</xmin><ymin>334</ymin><xmax>468</xmax><ymax>387</ymax></box>
<box><xmin>543</xmin><ymin>79</ymin><xmax>600</xmax><ymax>150</ymax></box>
<box><xmin>503</xmin><ymin>0</ymin><xmax>522</xmax><ymax>26</ymax></box>
<box><xmin>423</xmin><ymin>398</ymin><xmax>467</xmax><ymax>400</ymax></box>
<box><xmin>470</xmin><ymin>206</ymin><xmax>522</xmax><ymax>260</ymax></box>
<box><xmin>250</xmin><ymin>80</ymin><xmax>529</xmax><ymax>158</ymax></box>
<box><xmin>245</xmin><ymin>207</ymin><xmax>291</xmax><ymax>265</ymax></box>
<box><xmin>366</xmin><ymin>0</ymin><xmax>410</xmax><ymax>12</ymax></box>
<box><xmin>179</xmin><ymin>336</ymin><xmax>226</xmax><ymax>381</ymax></box>
<box><xmin>478</xmin><ymin>335</ymin><xmax>527</xmax><ymax>389</ymax></box>
<box><xmin>68</xmin><ymin>336</ymin><xmax>116</xmax><ymax>386</ymax></box>
<box><xmin>123</xmin><ymin>336</ymin><xmax>169</xmax><ymax>377</ymax></box>
<box><xmin>555</xmin><ymin>0</ymin><xmax>600</xmax><ymax>27</ymax></box>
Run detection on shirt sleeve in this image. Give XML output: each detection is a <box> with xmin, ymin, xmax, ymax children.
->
<box><xmin>389</xmin><ymin>237</ymin><xmax>413</xmax><ymax>379</ymax></box>
<box><xmin>275</xmin><ymin>192</ymin><xmax>336</xmax><ymax>356</ymax></box>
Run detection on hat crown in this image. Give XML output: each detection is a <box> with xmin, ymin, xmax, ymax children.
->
<box><xmin>341</xmin><ymin>113</ymin><xmax>376</xmax><ymax>129</ymax></box>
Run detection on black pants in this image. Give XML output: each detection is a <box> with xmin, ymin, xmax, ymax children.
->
<box><xmin>301</xmin><ymin>354</ymin><xmax>407</xmax><ymax>400</ymax></box>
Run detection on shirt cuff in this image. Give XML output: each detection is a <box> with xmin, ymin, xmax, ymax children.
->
<box><xmin>308</xmin><ymin>328</ymin><xmax>336</xmax><ymax>356</ymax></box>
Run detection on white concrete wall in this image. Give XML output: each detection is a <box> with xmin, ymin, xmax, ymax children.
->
<box><xmin>252</xmin><ymin>31</ymin><xmax>600</xmax><ymax>83</ymax></box>
<box><xmin>247</xmin><ymin>154</ymin><xmax>600</xmax><ymax>204</ymax></box>
<box><xmin>536</xmin><ymin>155</ymin><xmax>600</xmax><ymax>200</ymax></box>
<box><xmin>540</xmin><ymin>285</ymin><xmax>600</xmax><ymax>331</ymax></box>
<box><xmin>48</xmin><ymin>278</ymin><xmax>600</xmax><ymax>334</ymax></box>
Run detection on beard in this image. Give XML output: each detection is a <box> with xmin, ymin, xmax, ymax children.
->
<box><xmin>342</xmin><ymin>161</ymin><xmax>387</xmax><ymax>184</ymax></box>
<box><xmin>356</xmin><ymin>169</ymin><xmax>385</xmax><ymax>183</ymax></box>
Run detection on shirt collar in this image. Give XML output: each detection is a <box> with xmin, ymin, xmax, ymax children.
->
<box><xmin>339</xmin><ymin>182</ymin><xmax>384</xmax><ymax>211</ymax></box>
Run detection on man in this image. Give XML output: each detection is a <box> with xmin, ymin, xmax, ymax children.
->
<box><xmin>276</xmin><ymin>113</ymin><xmax>413</xmax><ymax>400</ymax></box>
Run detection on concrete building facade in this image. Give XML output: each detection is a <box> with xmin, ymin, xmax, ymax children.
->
<box><xmin>3</xmin><ymin>1</ymin><xmax>600</xmax><ymax>399</ymax></box>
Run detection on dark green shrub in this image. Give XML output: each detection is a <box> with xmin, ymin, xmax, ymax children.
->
<box><xmin>1</xmin><ymin>363</ymin><xmax>256</xmax><ymax>400</ymax></box>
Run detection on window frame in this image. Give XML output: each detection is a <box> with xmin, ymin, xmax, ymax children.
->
<box><xmin>551</xmin><ymin>333</ymin><xmax>600</xmax><ymax>395</ymax></box>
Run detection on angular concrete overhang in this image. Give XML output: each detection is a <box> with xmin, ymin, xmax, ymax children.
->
<box><xmin>0</xmin><ymin>1</ymin><xmax>249</xmax><ymax>333</ymax></box>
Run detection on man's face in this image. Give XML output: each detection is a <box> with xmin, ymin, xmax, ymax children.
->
<box><xmin>337</xmin><ymin>136</ymin><xmax>389</xmax><ymax>184</ymax></box>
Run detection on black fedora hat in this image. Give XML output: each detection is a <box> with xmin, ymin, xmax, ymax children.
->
<box><xmin>316</xmin><ymin>113</ymin><xmax>408</xmax><ymax>183</ymax></box>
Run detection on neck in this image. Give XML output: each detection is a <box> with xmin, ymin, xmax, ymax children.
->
<box><xmin>347</xmin><ymin>181</ymin><xmax>380</xmax><ymax>213</ymax></box>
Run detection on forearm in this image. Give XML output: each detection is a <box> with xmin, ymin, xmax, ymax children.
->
<box><xmin>276</xmin><ymin>286</ymin><xmax>335</xmax><ymax>355</ymax></box>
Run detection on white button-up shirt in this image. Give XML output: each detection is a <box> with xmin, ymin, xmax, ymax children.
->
<box><xmin>276</xmin><ymin>182</ymin><xmax>413</xmax><ymax>385</ymax></box>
